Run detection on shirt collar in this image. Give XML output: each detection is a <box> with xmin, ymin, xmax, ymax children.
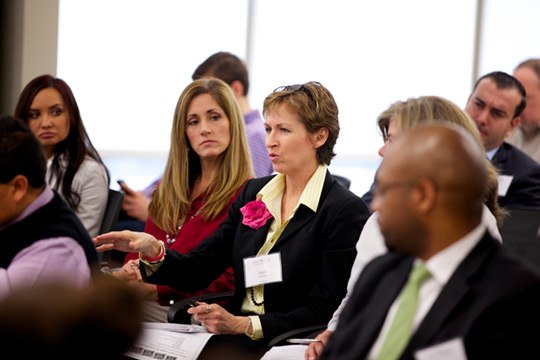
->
<box><xmin>0</xmin><ymin>184</ymin><xmax>53</xmax><ymax>231</ymax></box>
<box><xmin>485</xmin><ymin>146</ymin><xmax>500</xmax><ymax>161</ymax></box>
<box><xmin>258</xmin><ymin>164</ymin><xmax>327</xmax><ymax>213</ymax></box>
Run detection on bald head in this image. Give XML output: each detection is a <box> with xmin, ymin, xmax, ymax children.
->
<box><xmin>373</xmin><ymin>123</ymin><xmax>487</xmax><ymax>259</ymax></box>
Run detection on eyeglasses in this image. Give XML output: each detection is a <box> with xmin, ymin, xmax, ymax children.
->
<box><xmin>273</xmin><ymin>84</ymin><xmax>315</xmax><ymax>104</ymax></box>
<box><xmin>372</xmin><ymin>180</ymin><xmax>416</xmax><ymax>198</ymax></box>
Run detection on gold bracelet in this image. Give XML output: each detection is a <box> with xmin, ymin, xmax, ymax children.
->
<box><xmin>244</xmin><ymin>317</ymin><xmax>253</xmax><ymax>337</ymax></box>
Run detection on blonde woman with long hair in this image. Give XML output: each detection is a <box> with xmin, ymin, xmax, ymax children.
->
<box><xmin>115</xmin><ymin>78</ymin><xmax>253</xmax><ymax>321</ymax></box>
<box><xmin>96</xmin><ymin>82</ymin><xmax>370</xmax><ymax>357</ymax></box>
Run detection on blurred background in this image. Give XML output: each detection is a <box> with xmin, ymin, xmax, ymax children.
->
<box><xmin>1</xmin><ymin>0</ymin><xmax>539</xmax><ymax>197</ymax></box>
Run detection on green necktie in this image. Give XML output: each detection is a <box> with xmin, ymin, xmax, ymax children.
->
<box><xmin>376</xmin><ymin>263</ymin><xmax>431</xmax><ymax>360</ymax></box>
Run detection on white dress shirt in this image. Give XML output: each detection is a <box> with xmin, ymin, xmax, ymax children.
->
<box><xmin>366</xmin><ymin>224</ymin><xmax>485</xmax><ymax>359</ymax></box>
<box><xmin>326</xmin><ymin>205</ymin><xmax>501</xmax><ymax>332</ymax></box>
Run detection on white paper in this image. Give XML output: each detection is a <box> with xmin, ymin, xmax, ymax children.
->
<box><xmin>261</xmin><ymin>345</ymin><xmax>308</xmax><ymax>360</ymax></box>
<box><xmin>414</xmin><ymin>337</ymin><xmax>467</xmax><ymax>360</ymax></box>
<box><xmin>497</xmin><ymin>175</ymin><xmax>513</xmax><ymax>196</ymax></box>
<box><xmin>244</xmin><ymin>253</ymin><xmax>283</xmax><ymax>288</ymax></box>
<box><xmin>141</xmin><ymin>322</ymin><xmax>208</xmax><ymax>333</ymax></box>
<box><xmin>125</xmin><ymin>329</ymin><xmax>213</xmax><ymax>360</ymax></box>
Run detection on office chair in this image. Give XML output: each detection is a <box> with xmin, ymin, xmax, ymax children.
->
<box><xmin>499</xmin><ymin>208</ymin><xmax>540</xmax><ymax>271</ymax></box>
<box><xmin>99</xmin><ymin>189</ymin><xmax>124</xmax><ymax>266</ymax></box>
<box><xmin>99</xmin><ymin>189</ymin><xmax>124</xmax><ymax>234</ymax></box>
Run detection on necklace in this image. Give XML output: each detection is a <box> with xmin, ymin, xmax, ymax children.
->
<box><xmin>165</xmin><ymin>213</ymin><xmax>197</xmax><ymax>245</ymax></box>
<box><xmin>250</xmin><ymin>287</ymin><xmax>264</xmax><ymax>306</ymax></box>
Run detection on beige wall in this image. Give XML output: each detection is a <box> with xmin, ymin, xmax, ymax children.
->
<box><xmin>1</xmin><ymin>0</ymin><xmax>59</xmax><ymax>115</ymax></box>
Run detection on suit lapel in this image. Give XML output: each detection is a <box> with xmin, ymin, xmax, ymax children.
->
<box><xmin>403</xmin><ymin>232</ymin><xmax>497</xmax><ymax>355</ymax></box>
<box><xmin>273</xmin><ymin>205</ymin><xmax>316</xmax><ymax>248</ymax></box>
<box><xmin>491</xmin><ymin>143</ymin><xmax>508</xmax><ymax>169</ymax></box>
<box><xmin>355</xmin><ymin>256</ymin><xmax>414</xmax><ymax>358</ymax></box>
<box><xmin>244</xmin><ymin>220</ymin><xmax>273</xmax><ymax>254</ymax></box>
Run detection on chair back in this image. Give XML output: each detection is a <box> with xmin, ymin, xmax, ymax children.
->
<box><xmin>99</xmin><ymin>189</ymin><xmax>124</xmax><ymax>235</ymax></box>
<box><xmin>499</xmin><ymin>208</ymin><xmax>540</xmax><ymax>271</ymax></box>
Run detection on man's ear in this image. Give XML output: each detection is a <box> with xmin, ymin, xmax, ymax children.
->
<box><xmin>410</xmin><ymin>177</ymin><xmax>437</xmax><ymax>215</ymax></box>
<box><xmin>229</xmin><ymin>80</ymin><xmax>245</xmax><ymax>98</ymax></box>
<box><xmin>507</xmin><ymin>116</ymin><xmax>520</xmax><ymax>137</ymax></box>
<box><xmin>10</xmin><ymin>175</ymin><xmax>29</xmax><ymax>203</ymax></box>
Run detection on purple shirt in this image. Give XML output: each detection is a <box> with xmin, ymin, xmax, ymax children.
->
<box><xmin>0</xmin><ymin>185</ymin><xmax>91</xmax><ymax>300</ymax></box>
<box><xmin>244</xmin><ymin>109</ymin><xmax>274</xmax><ymax>178</ymax></box>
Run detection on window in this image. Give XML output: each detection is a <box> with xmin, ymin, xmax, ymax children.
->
<box><xmin>58</xmin><ymin>0</ymin><xmax>477</xmax><ymax>195</ymax></box>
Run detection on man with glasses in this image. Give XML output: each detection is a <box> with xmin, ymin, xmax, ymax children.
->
<box><xmin>319</xmin><ymin>124</ymin><xmax>540</xmax><ymax>360</ymax></box>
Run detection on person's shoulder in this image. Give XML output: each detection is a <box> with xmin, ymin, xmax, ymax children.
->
<box><xmin>80</xmin><ymin>155</ymin><xmax>107</xmax><ymax>170</ymax></box>
<box><xmin>246</xmin><ymin>174</ymin><xmax>276</xmax><ymax>186</ymax></box>
<box><xmin>325</xmin><ymin>172</ymin><xmax>364</xmax><ymax>204</ymax></box>
<box><xmin>18</xmin><ymin>236</ymin><xmax>86</xmax><ymax>259</ymax></box>
<box><xmin>356</xmin><ymin>251</ymin><xmax>411</xmax><ymax>286</ymax></box>
<box><xmin>503</xmin><ymin>142</ymin><xmax>540</xmax><ymax>168</ymax></box>
<box><xmin>240</xmin><ymin>175</ymin><xmax>275</xmax><ymax>195</ymax></box>
<box><xmin>480</xmin><ymin>241</ymin><xmax>540</xmax><ymax>293</ymax></box>
<box><xmin>75</xmin><ymin>156</ymin><xmax>108</xmax><ymax>181</ymax></box>
<box><xmin>243</xmin><ymin>109</ymin><xmax>263</xmax><ymax>125</ymax></box>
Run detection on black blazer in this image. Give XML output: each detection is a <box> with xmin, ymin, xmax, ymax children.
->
<box><xmin>321</xmin><ymin>231</ymin><xmax>540</xmax><ymax>359</ymax></box>
<box><xmin>492</xmin><ymin>141</ymin><xmax>540</xmax><ymax>210</ymax></box>
<box><xmin>144</xmin><ymin>171</ymin><xmax>370</xmax><ymax>340</ymax></box>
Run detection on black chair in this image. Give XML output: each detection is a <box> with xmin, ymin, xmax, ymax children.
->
<box><xmin>98</xmin><ymin>189</ymin><xmax>124</xmax><ymax>266</ymax></box>
<box><xmin>167</xmin><ymin>292</ymin><xmax>326</xmax><ymax>349</ymax></box>
<box><xmin>333</xmin><ymin>174</ymin><xmax>351</xmax><ymax>189</ymax></box>
<box><xmin>499</xmin><ymin>208</ymin><xmax>540</xmax><ymax>271</ymax></box>
<box><xmin>99</xmin><ymin>189</ymin><xmax>124</xmax><ymax>234</ymax></box>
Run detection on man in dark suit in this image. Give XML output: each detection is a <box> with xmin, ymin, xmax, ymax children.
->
<box><xmin>465</xmin><ymin>71</ymin><xmax>540</xmax><ymax>210</ymax></box>
<box><xmin>320</xmin><ymin>124</ymin><xmax>540</xmax><ymax>360</ymax></box>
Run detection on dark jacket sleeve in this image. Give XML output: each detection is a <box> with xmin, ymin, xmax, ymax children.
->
<box><xmin>141</xmin><ymin>177</ymin><xmax>264</xmax><ymax>292</ymax></box>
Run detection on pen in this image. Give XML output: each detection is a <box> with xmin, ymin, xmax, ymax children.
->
<box><xmin>286</xmin><ymin>338</ymin><xmax>323</xmax><ymax>344</ymax></box>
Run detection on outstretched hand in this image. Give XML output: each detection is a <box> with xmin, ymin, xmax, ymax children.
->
<box><xmin>93</xmin><ymin>230</ymin><xmax>162</xmax><ymax>258</ymax></box>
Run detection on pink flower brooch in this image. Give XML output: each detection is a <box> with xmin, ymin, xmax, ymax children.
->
<box><xmin>240</xmin><ymin>199</ymin><xmax>273</xmax><ymax>230</ymax></box>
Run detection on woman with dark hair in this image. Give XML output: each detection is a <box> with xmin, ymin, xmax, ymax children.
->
<box><xmin>14</xmin><ymin>74</ymin><xmax>109</xmax><ymax>238</ymax></box>
<box><xmin>95</xmin><ymin>82</ymin><xmax>370</xmax><ymax>358</ymax></box>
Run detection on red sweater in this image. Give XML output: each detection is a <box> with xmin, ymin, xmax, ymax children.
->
<box><xmin>125</xmin><ymin>187</ymin><xmax>242</xmax><ymax>306</ymax></box>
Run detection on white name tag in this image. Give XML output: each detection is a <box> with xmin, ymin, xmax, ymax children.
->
<box><xmin>414</xmin><ymin>338</ymin><xmax>467</xmax><ymax>360</ymax></box>
<box><xmin>243</xmin><ymin>253</ymin><xmax>283</xmax><ymax>288</ymax></box>
<box><xmin>497</xmin><ymin>175</ymin><xmax>513</xmax><ymax>197</ymax></box>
